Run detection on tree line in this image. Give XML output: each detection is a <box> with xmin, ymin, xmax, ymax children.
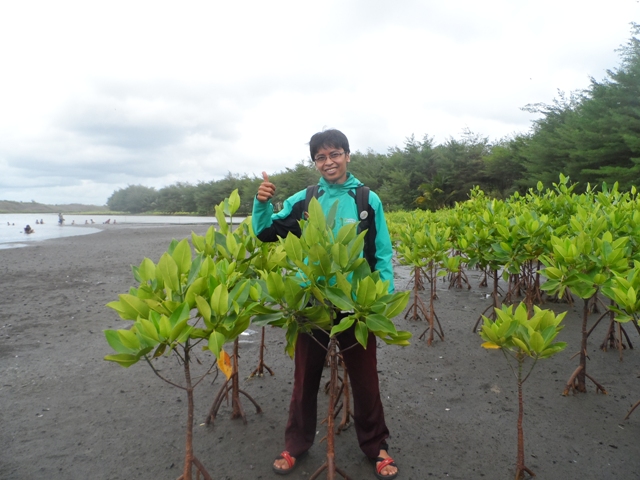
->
<box><xmin>107</xmin><ymin>25</ymin><xmax>640</xmax><ymax>215</ymax></box>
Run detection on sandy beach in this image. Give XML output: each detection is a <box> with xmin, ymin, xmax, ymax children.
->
<box><xmin>2</xmin><ymin>224</ymin><xmax>640</xmax><ymax>480</ymax></box>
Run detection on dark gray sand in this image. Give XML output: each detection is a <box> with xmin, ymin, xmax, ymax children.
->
<box><xmin>2</xmin><ymin>224</ymin><xmax>640</xmax><ymax>479</ymax></box>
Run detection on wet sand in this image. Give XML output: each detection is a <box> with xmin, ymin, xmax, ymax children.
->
<box><xmin>2</xmin><ymin>224</ymin><xmax>640</xmax><ymax>479</ymax></box>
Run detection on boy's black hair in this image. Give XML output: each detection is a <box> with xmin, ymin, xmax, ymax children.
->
<box><xmin>309</xmin><ymin>129</ymin><xmax>350</xmax><ymax>160</ymax></box>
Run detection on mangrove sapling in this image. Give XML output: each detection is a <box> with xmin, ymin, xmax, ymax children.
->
<box><xmin>248</xmin><ymin>241</ymin><xmax>286</xmax><ymax>378</ymax></box>
<box><xmin>460</xmin><ymin>201</ymin><xmax>509</xmax><ymax>331</ymax></box>
<box><xmin>254</xmin><ymin>198</ymin><xmax>411</xmax><ymax>479</ymax></box>
<box><xmin>540</xmin><ymin>227</ymin><xmax>630</xmax><ymax>395</ymax></box>
<box><xmin>396</xmin><ymin>222</ymin><xmax>456</xmax><ymax>345</ymax></box>
<box><xmin>249</xmin><ymin>326</ymin><xmax>275</xmax><ymax>377</ymax></box>
<box><xmin>492</xmin><ymin>210</ymin><xmax>551</xmax><ymax>314</ymax></box>
<box><xmin>403</xmin><ymin>267</ymin><xmax>429</xmax><ymax>322</ymax></box>
<box><xmin>586</xmin><ymin>298</ymin><xmax>636</xmax><ymax>359</ymax></box>
<box><xmin>480</xmin><ymin>303</ymin><xmax>567</xmax><ymax>480</ymax></box>
<box><xmin>190</xmin><ymin>192</ymin><xmax>269</xmax><ymax>424</ymax></box>
<box><xmin>104</xmin><ymin>236</ymin><xmax>266</xmax><ymax>480</ymax></box>
<box><xmin>443</xmin><ymin>209</ymin><xmax>471</xmax><ymax>290</ymax></box>
<box><xmin>601</xmin><ymin>261</ymin><xmax>640</xmax><ymax>418</ymax></box>
<box><xmin>392</xmin><ymin>213</ymin><xmax>430</xmax><ymax>322</ymax></box>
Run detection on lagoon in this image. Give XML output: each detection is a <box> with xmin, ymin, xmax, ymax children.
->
<box><xmin>0</xmin><ymin>213</ymin><xmax>227</xmax><ymax>249</ymax></box>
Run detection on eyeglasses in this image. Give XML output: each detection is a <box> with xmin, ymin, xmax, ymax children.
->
<box><xmin>314</xmin><ymin>151</ymin><xmax>346</xmax><ymax>163</ymax></box>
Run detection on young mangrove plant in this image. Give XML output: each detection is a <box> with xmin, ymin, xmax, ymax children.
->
<box><xmin>189</xmin><ymin>194</ymin><xmax>275</xmax><ymax>423</ymax></box>
<box><xmin>104</xmin><ymin>193</ymin><xmax>269</xmax><ymax>480</ymax></box>
<box><xmin>602</xmin><ymin>261</ymin><xmax>640</xmax><ymax>418</ymax></box>
<box><xmin>480</xmin><ymin>302</ymin><xmax>567</xmax><ymax>480</ymax></box>
<box><xmin>540</xmin><ymin>222</ymin><xmax>629</xmax><ymax>395</ymax></box>
<box><xmin>396</xmin><ymin>220</ymin><xmax>458</xmax><ymax>345</ymax></box>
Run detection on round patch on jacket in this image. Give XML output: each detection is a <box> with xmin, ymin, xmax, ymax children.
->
<box><xmin>360</xmin><ymin>211</ymin><xmax>368</xmax><ymax>220</ymax></box>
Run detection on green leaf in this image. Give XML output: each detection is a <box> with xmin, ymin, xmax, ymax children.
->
<box><xmin>195</xmin><ymin>295</ymin><xmax>212</xmax><ymax>328</ymax></box>
<box><xmin>153</xmin><ymin>343</ymin><xmax>167</xmax><ymax>358</ymax></box>
<box><xmin>104</xmin><ymin>353</ymin><xmax>140</xmax><ymax>367</ymax></box>
<box><xmin>324</xmin><ymin>286</ymin><xmax>355</xmax><ymax>312</ymax></box>
<box><xmin>191</xmin><ymin>232</ymin><xmax>205</xmax><ymax>253</ymax></box>
<box><xmin>285</xmin><ymin>321</ymin><xmax>299</xmax><ymax>358</ymax></box>
<box><xmin>284</xmin><ymin>234</ymin><xmax>305</xmax><ymax>265</ymax></box>
<box><xmin>529</xmin><ymin>331</ymin><xmax>545</xmax><ymax>353</ymax></box>
<box><xmin>355</xmin><ymin>277</ymin><xmax>377</xmax><ymax>307</ymax></box>
<box><xmin>307</xmin><ymin>197</ymin><xmax>326</xmax><ymax>232</ymax></box>
<box><xmin>330</xmin><ymin>316</ymin><xmax>355</xmax><ymax>337</ymax></box>
<box><xmin>169</xmin><ymin>315</ymin><xmax>190</xmax><ymax>343</ymax></box>
<box><xmin>171</xmin><ymin>238</ymin><xmax>192</xmax><ymax>277</ymax></box>
<box><xmin>105</xmin><ymin>329</ymin><xmax>133</xmax><ymax>354</ymax></box>
<box><xmin>118</xmin><ymin>329</ymin><xmax>141</xmax><ymax>351</ymax></box>
<box><xmin>331</xmin><ymin>243</ymin><xmax>349</xmax><ymax>269</ymax></box>
<box><xmin>211</xmin><ymin>284</ymin><xmax>230</xmax><ymax>317</ymax></box>
<box><xmin>138</xmin><ymin>258</ymin><xmax>157</xmax><ymax>281</ymax></box>
<box><xmin>365</xmin><ymin>314</ymin><xmax>398</xmax><ymax>335</ymax></box>
<box><xmin>215</xmin><ymin>204</ymin><xmax>229</xmax><ymax>234</ymax></box>
<box><xmin>186</xmin><ymin>253</ymin><xmax>203</xmax><ymax>287</ymax></box>
<box><xmin>336</xmin><ymin>222</ymin><xmax>357</xmax><ymax>244</ymax></box>
<box><xmin>383</xmin><ymin>291</ymin><xmax>410</xmax><ymax>318</ymax></box>
<box><xmin>227</xmin><ymin>314</ymin><xmax>251</xmax><ymax>340</ymax></box>
<box><xmin>251</xmin><ymin>312</ymin><xmax>286</xmax><ymax>327</ymax></box>
<box><xmin>159</xmin><ymin>315</ymin><xmax>172</xmax><ymax>339</ymax></box>
<box><xmin>283</xmin><ymin>278</ymin><xmax>306</xmax><ymax>311</ymax></box>
<box><xmin>512</xmin><ymin>338</ymin><xmax>530</xmax><ymax>355</ymax></box>
<box><xmin>157</xmin><ymin>252</ymin><xmax>180</xmax><ymax>293</ymax></box>
<box><xmin>229</xmin><ymin>279</ymin><xmax>251</xmax><ymax>307</ymax></box>
<box><xmin>300</xmin><ymin>305</ymin><xmax>332</xmax><ymax>329</ymax></box>
<box><xmin>266</xmin><ymin>272</ymin><xmax>286</xmax><ymax>300</ymax></box>
<box><xmin>167</xmin><ymin>302</ymin><xmax>190</xmax><ymax>328</ymax></box>
<box><xmin>137</xmin><ymin>318</ymin><xmax>160</xmax><ymax>342</ymax></box>
<box><xmin>354</xmin><ymin>320</ymin><xmax>369</xmax><ymax>348</ymax></box>
<box><xmin>348</xmin><ymin>232</ymin><xmax>366</xmax><ymax>264</ymax></box>
<box><xmin>208</xmin><ymin>331</ymin><xmax>226</xmax><ymax>359</ymax></box>
<box><xmin>185</xmin><ymin>277</ymin><xmax>206</xmax><ymax>308</ymax></box>
<box><xmin>228</xmin><ymin>189</ymin><xmax>241</xmax><ymax>215</ymax></box>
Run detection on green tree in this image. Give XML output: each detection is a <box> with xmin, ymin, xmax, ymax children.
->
<box><xmin>570</xmin><ymin>23</ymin><xmax>640</xmax><ymax>189</ymax></box>
<box><xmin>156</xmin><ymin>182</ymin><xmax>198</xmax><ymax>213</ymax></box>
<box><xmin>107</xmin><ymin>184</ymin><xmax>158</xmax><ymax>213</ymax></box>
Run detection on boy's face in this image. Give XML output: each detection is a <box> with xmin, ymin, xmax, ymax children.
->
<box><xmin>314</xmin><ymin>145</ymin><xmax>350</xmax><ymax>184</ymax></box>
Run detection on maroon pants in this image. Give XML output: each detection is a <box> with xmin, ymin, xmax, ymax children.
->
<box><xmin>284</xmin><ymin>323</ymin><xmax>389</xmax><ymax>459</ymax></box>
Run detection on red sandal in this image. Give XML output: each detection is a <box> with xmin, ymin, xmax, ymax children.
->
<box><xmin>272</xmin><ymin>450</ymin><xmax>304</xmax><ymax>475</ymax></box>
<box><xmin>375</xmin><ymin>456</ymin><xmax>398</xmax><ymax>479</ymax></box>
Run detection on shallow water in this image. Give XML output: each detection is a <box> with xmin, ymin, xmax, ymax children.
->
<box><xmin>0</xmin><ymin>213</ymin><xmax>232</xmax><ymax>249</ymax></box>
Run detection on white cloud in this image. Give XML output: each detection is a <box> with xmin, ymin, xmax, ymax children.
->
<box><xmin>0</xmin><ymin>0</ymin><xmax>638</xmax><ymax>204</ymax></box>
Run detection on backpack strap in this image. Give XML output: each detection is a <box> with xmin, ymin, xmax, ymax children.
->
<box><xmin>304</xmin><ymin>185</ymin><xmax>320</xmax><ymax>214</ymax></box>
<box><xmin>355</xmin><ymin>186</ymin><xmax>371</xmax><ymax>234</ymax></box>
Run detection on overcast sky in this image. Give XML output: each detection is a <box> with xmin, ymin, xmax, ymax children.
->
<box><xmin>1</xmin><ymin>0</ymin><xmax>638</xmax><ymax>206</ymax></box>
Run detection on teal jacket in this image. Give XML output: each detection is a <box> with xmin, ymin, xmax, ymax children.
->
<box><xmin>252</xmin><ymin>173</ymin><xmax>395</xmax><ymax>292</ymax></box>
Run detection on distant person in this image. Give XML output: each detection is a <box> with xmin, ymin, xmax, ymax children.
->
<box><xmin>24</xmin><ymin>225</ymin><xmax>34</xmax><ymax>234</ymax></box>
<box><xmin>35</xmin><ymin>219</ymin><xmax>40</xmax><ymax>225</ymax></box>
<box><xmin>40</xmin><ymin>218</ymin><xmax>44</xmax><ymax>224</ymax></box>
<box><xmin>90</xmin><ymin>219</ymin><xmax>95</xmax><ymax>224</ymax></box>
<box><xmin>7</xmin><ymin>221</ymin><xmax>10</xmax><ymax>226</ymax></box>
<box><xmin>71</xmin><ymin>220</ymin><xmax>75</xmax><ymax>225</ymax></box>
<box><xmin>58</xmin><ymin>213</ymin><xmax>64</xmax><ymax>225</ymax></box>
<box><xmin>113</xmin><ymin>219</ymin><xmax>116</xmax><ymax>224</ymax></box>
<box><xmin>85</xmin><ymin>220</ymin><xmax>89</xmax><ymax>225</ymax></box>
<box><xmin>104</xmin><ymin>219</ymin><xmax>111</xmax><ymax>224</ymax></box>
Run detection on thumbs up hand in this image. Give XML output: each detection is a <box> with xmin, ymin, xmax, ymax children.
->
<box><xmin>257</xmin><ymin>171</ymin><xmax>276</xmax><ymax>202</ymax></box>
